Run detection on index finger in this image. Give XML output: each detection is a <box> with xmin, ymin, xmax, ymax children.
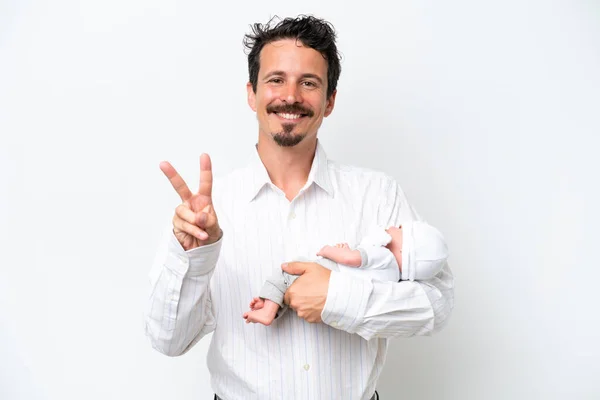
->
<box><xmin>198</xmin><ymin>153</ymin><xmax>213</xmax><ymax>201</ymax></box>
<box><xmin>159</xmin><ymin>161</ymin><xmax>193</xmax><ymax>201</ymax></box>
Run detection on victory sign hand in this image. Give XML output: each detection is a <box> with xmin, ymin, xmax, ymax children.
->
<box><xmin>159</xmin><ymin>154</ymin><xmax>222</xmax><ymax>250</ymax></box>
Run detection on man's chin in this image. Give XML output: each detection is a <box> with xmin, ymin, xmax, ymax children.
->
<box><xmin>272</xmin><ymin>132</ymin><xmax>306</xmax><ymax>147</ymax></box>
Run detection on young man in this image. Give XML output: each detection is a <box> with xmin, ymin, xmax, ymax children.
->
<box><xmin>145</xmin><ymin>15</ymin><xmax>454</xmax><ymax>400</ymax></box>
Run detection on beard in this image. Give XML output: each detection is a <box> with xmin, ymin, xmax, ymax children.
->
<box><xmin>272</xmin><ymin>123</ymin><xmax>306</xmax><ymax>147</ymax></box>
<box><xmin>266</xmin><ymin>103</ymin><xmax>313</xmax><ymax>147</ymax></box>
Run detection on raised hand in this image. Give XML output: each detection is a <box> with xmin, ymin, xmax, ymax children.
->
<box><xmin>159</xmin><ymin>153</ymin><xmax>222</xmax><ymax>250</ymax></box>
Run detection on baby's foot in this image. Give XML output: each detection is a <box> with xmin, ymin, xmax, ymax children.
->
<box><xmin>249</xmin><ymin>297</ymin><xmax>264</xmax><ymax>310</ymax></box>
<box><xmin>243</xmin><ymin>298</ymin><xmax>280</xmax><ymax>326</ymax></box>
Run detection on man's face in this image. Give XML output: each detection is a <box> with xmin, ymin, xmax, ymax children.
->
<box><xmin>247</xmin><ymin>39</ymin><xmax>336</xmax><ymax>147</ymax></box>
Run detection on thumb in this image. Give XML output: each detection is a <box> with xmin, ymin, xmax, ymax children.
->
<box><xmin>282</xmin><ymin>262</ymin><xmax>309</xmax><ymax>275</ymax></box>
<box><xmin>197</xmin><ymin>205</ymin><xmax>218</xmax><ymax>228</ymax></box>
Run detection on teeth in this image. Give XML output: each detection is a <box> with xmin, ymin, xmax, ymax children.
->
<box><xmin>277</xmin><ymin>113</ymin><xmax>302</xmax><ymax>120</ymax></box>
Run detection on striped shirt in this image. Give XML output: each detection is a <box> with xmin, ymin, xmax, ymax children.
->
<box><xmin>145</xmin><ymin>142</ymin><xmax>455</xmax><ymax>400</ymax></box>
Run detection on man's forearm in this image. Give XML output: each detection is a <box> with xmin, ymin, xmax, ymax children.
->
<box><xmin>145</xmin><ymin>230</ymin><xmax>221</xmax><ymax>356</ymax></box>
<box><xmin>321</xmin><ymin>261</ymin><xmax>454</xmax><ymax>340</ymax></box>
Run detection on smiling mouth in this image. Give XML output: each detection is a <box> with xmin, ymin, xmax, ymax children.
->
<box><xmin>274</xmin><ymin>112</ymin><xmax>306</xmax><ymax>121</ymax></box>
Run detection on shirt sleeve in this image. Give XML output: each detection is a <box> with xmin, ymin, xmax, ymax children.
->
<box><xmin>144</xmin><ymin>225</ymin><xmax>222</xmax><ymax>356</ymax></box>
<box><xmin>358</xmin><ymin>245</ymin><xmax>398</xmax><ymax>271</ymax></box>
<box><xmin>321</xmin><ymin>177</ymin><xmax>455</xmax><ymax>340</ymax></box>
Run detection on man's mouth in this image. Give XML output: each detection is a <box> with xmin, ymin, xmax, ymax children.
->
<box><xmin>267</xmin><ymin>105</ymin><xmax>313</xmax><ymax>121</ymax></box>
<box><xmin>275</xmin><ymin>112</ymin><xmax>306</xmax><ymax>120</ymax></box>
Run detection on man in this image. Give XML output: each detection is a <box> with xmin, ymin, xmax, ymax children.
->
<box><xmin>145</xmin><ymin>15</ymin><xmax>454</xmax><ymax>400</ymax></box>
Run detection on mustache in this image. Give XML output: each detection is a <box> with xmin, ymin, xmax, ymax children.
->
<box><xmin>266</xmin><ymin>104</ymin><xmax>314</xmax><ymax>117</ymax></box>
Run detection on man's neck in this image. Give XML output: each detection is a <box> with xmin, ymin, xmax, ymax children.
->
<box><xmin>257</xmin><ymin>137</ymin><xmax>317</xmax><ymax>201</ymax></box>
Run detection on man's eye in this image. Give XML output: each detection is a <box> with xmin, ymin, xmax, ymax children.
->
<box><xmin>302</xmin><ymin>81</ymin><xmax>317</xmax><ymax>87</ymax></box>
<box><xmin>268</xmin><ymin>78</ymin><xmax>283</xmax><ymax>84</ymax></box>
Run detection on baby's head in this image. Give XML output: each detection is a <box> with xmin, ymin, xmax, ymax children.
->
<box><xmin>385</xmin><ymin>222</ymin><xmax>450</xmax><ymax>279</ymax></box>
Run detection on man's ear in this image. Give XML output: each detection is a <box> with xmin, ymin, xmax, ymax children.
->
<box><xmin>324</xmin><ymin>89</ymin><xmax>337</xmax><ymax>117</ymax></box>
<box><xmin>247</xmin><ymin>82</ymin><xmax>257</xmax><ymax>112</ymax></box>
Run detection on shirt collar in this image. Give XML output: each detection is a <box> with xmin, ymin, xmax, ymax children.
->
<box><xmin>245</xmin><ymin>140</ymin><xmax>334</xmax><ymax>202</ymax></box>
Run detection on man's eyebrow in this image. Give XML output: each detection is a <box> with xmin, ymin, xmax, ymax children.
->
<box><xmin>262</xmin><ymin>71</ymin><xmax>324</xmax><ymax>85</ymax></box>
<box><xmin>262</xmin><ymin>70</ymin><xmax>286</xmax><ymax>80</ymax></box>
<box><xmin>301</xmin><ymin>73</ymin><xmax>324</xmax><ymax>85</ymax></box>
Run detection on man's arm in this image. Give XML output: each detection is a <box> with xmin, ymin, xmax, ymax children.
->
<box><xmin>283</xmin><ymin>176</ymin><xmax>454</xmax><ymax>338</ymax></box>
<box><xmin>144</xmin><ymin>228</ymin><xmax>221</xmax><ymax>356</ymax></box>
<box><xmin>322</xmin><ymin>177</ymin><xmax>454</xmax><ymax>339</ymax></box>
<box><xmin>145</xmin><ymin>154</ymin><xmax>223</xmax><ymax>356</ymax></box>
<box><xmin>282</xmin><ymin>258</ymin><xmax>453</xmax><ymax>337</ymax></box>
<box><xmin>321</xmin><ymin>262</ymin><xmax>454</xmax><ymax>339</ymax></box>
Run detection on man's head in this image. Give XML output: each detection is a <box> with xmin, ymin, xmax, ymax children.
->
<box><xmin>244</xmin><ymin>15</ymin><xmax>341</xmax><ymax>147</ymax></box>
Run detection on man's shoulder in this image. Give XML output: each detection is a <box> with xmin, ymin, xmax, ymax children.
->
<box><xmin>215</xmin><ymin>164</ymin><xmax>249</xmax><ymax>182</ymax></box>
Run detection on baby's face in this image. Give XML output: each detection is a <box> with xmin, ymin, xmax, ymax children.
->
<box><xmin>385</xmin><ymin>226</ymin><xmax>404</xmax><ymax>268</ymax></box>
<box><xmin>386</xmin><ymin>226</ymin><xmax>402</xmax><ymax>238</ymax></box>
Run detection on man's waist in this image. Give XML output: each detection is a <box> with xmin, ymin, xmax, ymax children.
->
<box><xmin>214</xmin><ymin>391</ymin><xmax>379</xmax><ymax>400</ymax></box>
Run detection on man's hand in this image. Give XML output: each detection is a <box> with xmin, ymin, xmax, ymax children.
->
<box><xmin>282</xmin><ymin>262</ymin><xmax>331</xmax><ymax>323</ymax></box>
<box><xmin>159</xmin><ymin>154</ymin><xmax>222</xmax><ymax>250</ymax></box>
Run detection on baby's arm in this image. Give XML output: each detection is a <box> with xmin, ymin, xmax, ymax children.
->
<box><xmin>317</xmin><ymin>243</ymin><xmax>362</xmax><ymax>267</ymax></box>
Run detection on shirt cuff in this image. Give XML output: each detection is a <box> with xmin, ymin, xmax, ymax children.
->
<box><xmin>166</xmin><ymin>230</ymin><xmax>223</xmax><ymax>277</ymax></box>
<box><xmin>321</xmin><ymin>270</ymin><xmax>373</xmax><ymax>334</ymax></box>
<box><xmin>358</xmin><ymin>247</ymin><xmax>369</xmax><ymax>268</ymax></box>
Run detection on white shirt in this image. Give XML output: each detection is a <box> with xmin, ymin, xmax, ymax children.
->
<box><xmin>145</xmin><ymin>142</ymin><xmax>455</xmax><ymax>400</ymax></box>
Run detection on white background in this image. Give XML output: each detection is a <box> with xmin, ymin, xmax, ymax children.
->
<box><xmin>1</xmin><ymin>0</ymin><xmax>599</xmax><ymax>399</ymax></box>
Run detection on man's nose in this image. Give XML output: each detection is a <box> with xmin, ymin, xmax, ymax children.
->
<box><xmin>281</xmin><ymin>82</ymin><xmax>302</xmax><ymax>104</ymax></box>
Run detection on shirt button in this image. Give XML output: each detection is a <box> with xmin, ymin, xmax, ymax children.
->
<box><xmin>330</xmin><ymin>321</ymin><xmax>338</xmax><ymax>327</ymax></box>
<box><xmin>303</xmin><ymin>364</ymin><xmax>310</xmax><ymax>371</ymax></box>
<box><xmin>289</xmin><ymin>212</ymin><xmax>296</xmax><ymax>220</ymax></box>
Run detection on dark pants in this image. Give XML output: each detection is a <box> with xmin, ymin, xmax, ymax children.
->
<box><xmin>214</xmin><ymin>391</ymin><xmax>379</xmax><ymax>399</ymax></box>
